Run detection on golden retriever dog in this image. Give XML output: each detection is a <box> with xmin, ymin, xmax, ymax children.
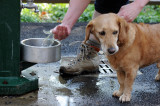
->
<box><xmin>84</xmin><ymin>13</ymin><xmax>160</xmax><ymax>103</ymax></box>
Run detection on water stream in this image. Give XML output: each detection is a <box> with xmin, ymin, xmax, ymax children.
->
<box><xmin>41</xmin><ymin>30</ymin><xmax>55</xmax><ymax>47</ymax></box>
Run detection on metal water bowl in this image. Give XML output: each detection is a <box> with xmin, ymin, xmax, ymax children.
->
<box><xmin>21</xmin><ymin>38</ymin><xmax>61</xmax><ymax>63</ymax></box>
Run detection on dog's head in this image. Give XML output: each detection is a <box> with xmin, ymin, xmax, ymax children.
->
<box><xmin>84</xmin><ymin>13</ymin><xmax>135</xmax><ymax>55</ymax></box>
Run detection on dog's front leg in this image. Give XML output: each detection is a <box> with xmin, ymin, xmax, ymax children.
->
<box><xmin>119</xmin><ymin>68</ymin><xmax>138</xmax><ymax>103</ymax></box>
<box><xmin>113</xmin><ymin>71</ymin><xmax>125</xmax><ymax>97</ymax></box>
<box><xmin>155</xmin><ymin>61</ymin><xmax>160</xmax><ymax>81</ymax></box>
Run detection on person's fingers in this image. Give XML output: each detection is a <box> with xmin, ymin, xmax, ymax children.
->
<box><xmin>52</xmin><ymin>28</ymin><xmax>59</xmax><ymax>39</ymax></box>
<box><xmin>127</xmin><ymin>18</ymin><xmax>133</xmax><ymax>22</ymax></box>
<box><xmin>64</xmin><ymin>27</ymin><xmax>69</xmax><ymax>38</ymax></box>
<box><xmin>51</xmin><ymin>24</ymin><xmax>71</xmax><ymax>40</ymax></box>
<box><xmin>54</xmin><ymin>26</ymin><xmax>62</xmax><ymax>40</ymax></box>
<box><xmin>60</xmin><ymin>26</ymin><xmax>69</xmax><ymax>40</ymax></box>
<box><xmin>52</xmin><ymin>27</ymin><xmax>57</xmax><ymax>34</ymax></box>
<box><xmin>57</xmin><ymin>26</ymin><xmax>62</xmax><ymax>32</ymax></box>
<box><xmin>118</xmin><ymin>12</ymin><xmax>132</xmax><ymax>22</ymax></box>
<box><xmin>54</xmin><ymin>34</ymin><xmax>58</xmax><ymax>39</ymax></box>
<box><xmin>61</xmin><ymin>26</ymin><xmax>66</xmax><ymax>36</ymax></box>
<box><xmin>53</xmin><ymin>28</ymin><xmax>61</xmax><ymax>40</ymax></box>
<box><xmin>57</xmin><ymin>31</ymin><xmax>61</xmax><ymax>40</ymax></box>
<box><xmin>65</xmin><ymin>28</ymin><xmax>69</xmax><ymax>35</ymax></box>
<box><xmin>124</xmin><ymin>15</ymin><xmax>133</xmax><ymax>22</ymax></box>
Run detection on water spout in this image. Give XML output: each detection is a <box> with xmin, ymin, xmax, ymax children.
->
<box><xmin>21</xmin><ymin>0</ymin><xmax>39</xmax><ymax>13</ymax></box>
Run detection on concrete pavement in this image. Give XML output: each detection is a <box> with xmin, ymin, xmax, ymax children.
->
<box><xmin>0</xmin><ymin>22</ymin><xmax>160</xmax><ymax>106</ymax></box>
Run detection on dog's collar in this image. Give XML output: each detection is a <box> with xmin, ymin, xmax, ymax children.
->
<box><xmin>90</xmin><ymin>45</ymin><xmax>100</xmax><ymax>52</ymax></box>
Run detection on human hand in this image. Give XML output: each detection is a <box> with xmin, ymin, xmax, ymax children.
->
<box><xmin>117</xmin><ymin>1</ymin><xmax>143</xmax><ymax>22</ymax></box>
<box><xmin>51</xmin><ymin>24</ymin><xmax>71</xmax><ymax>40</ymax></box>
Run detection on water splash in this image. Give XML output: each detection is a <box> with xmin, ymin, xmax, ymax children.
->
<box><xmin>42</xmin><ymin>30</ymin><xmax>55</xmax><ymax>47</ymax></box>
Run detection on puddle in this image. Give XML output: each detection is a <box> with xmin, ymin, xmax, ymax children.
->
<box><xmin>49</xmin><ymin>75</ymin><xmax>66</xmax><ymax>88</ymax></box>
<box><xmin>56</xmin><ymin>95</ymin><xmax>75</xmax><ymax>106</ymax></box>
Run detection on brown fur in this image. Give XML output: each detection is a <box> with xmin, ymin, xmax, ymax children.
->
<box><xmin>84</xmin><ymin>13</ymin><xmax>160</xmax><ymax>102</ymax></box>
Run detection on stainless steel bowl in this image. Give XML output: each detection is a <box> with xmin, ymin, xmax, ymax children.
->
<box><xmin>21</xmin><ymin>38</ymin><xmax>61</xmax><ymax>63</ymax></box>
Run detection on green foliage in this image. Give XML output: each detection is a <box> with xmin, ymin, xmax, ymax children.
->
<box><xmin>78</xmin><ymin>5</ymin><xmax>94</xmax><ymax>22</ymax></box>
<box><xmin>134</xmin><ymin>5</ymin><xmax>160</xmax><ymax>23</ymax></box>
<box><xmin>21</xmin><ymin>3</ymin><xmax>160</xmax><ymax>23</ymax></box>
<box><xmin>38</xmin><ymin>3</ymin><xmax>68</xmax><ymax>22</ymax></box>
<box><xmin>21</xmin><ymin>8</ymin><xmax>41</xmax><ymax>22</ymax></box>
<box><xmin>21</xmin><ymin>3</ymin><xmax>69</xmax><ymax>23</ymax></box>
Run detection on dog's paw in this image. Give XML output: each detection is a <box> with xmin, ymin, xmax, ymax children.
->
<box><xmin>155</xmin><ymin>74</ymin><xmax>160</xmax><ymax>81</ymax></box>
<box><xmin>119</xmin><ymin>94</ymin><xmax>131</xmax><ymax>103</ymax></box>
<box><xmin>112</xmin><ymin>90</ymin><xmax>123</xmax><ymax>97</ymax></box>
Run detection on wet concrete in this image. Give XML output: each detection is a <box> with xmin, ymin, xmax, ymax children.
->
<box><xmin>1</xmin><ymin>22</ymin><xmax>160</xmax><ymax>106</ymax></box>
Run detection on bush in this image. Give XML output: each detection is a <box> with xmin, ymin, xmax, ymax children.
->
<box><xmin>21</xmin><ymin>3</ymin><xmax>160</xmax><ymax>23</ymax></box>
<box><xmin>21</xmin><ymin>8</ymin><xmax>41</xmax><ymax>22</ymax></box>
<box><xmin>21</xmin><ymin>3</ymin><xmax>69</xmax><ymax>23</ymax></box>
<box><xmin>134</xmin><ymin>5</ymin><xmax>160</xmax><ymax>23</ymax></box>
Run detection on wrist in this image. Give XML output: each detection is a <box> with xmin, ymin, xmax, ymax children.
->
<box><xmin>134</xmin><ymin>0</ymin><xmax>149</xmax><ymax>9</ymax></box>
<box><xmin>61</xmin><ymin>20</ymin><xmax>74</xmax><ymax>29</ymax></box>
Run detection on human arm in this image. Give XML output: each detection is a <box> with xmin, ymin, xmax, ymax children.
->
<box><xmin>117</xmin><ymin>0</ymin><xmax>150</xmax><ymax>22</ymax></box>
<box><xmin>52</xmin><ymin>0</ymin><xmax>91</xmax><ymax>40</ymax></box>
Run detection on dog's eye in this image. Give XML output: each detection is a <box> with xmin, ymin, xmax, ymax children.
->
<box><xmin>99</xmin><ymin>31</ymin><xmax>105</xmax><ymax>36</ymax></box>
<box><xmin>113</xmin><ymin>31</ymin><xmax>118</xmax><ymax>35</ymax></box>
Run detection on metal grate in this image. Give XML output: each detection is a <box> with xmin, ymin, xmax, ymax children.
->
<box><xmin>99</xmin><ymin>62</ymin><xmax>114</xmax><ymax>74</ymax></box>
<box><xmin>98</xmin><ymin>59</ymin><xmax>117</xmax><ymax>77</ymax></box>
<box><xmin>98</xmin><ymin>59</ymin><xmax>142</xmax><ymax>77</ymax></box>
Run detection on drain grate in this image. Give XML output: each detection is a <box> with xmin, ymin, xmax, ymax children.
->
<box><xmin>98</xmin><ymin>59</ymin><xmax>117</xmax><ymax>77</ymax></box>
<box><xmin>98</xmin><ymin>59</ymin><xmax>142</xmax><ymax>77</ymax></box>
<box><xmin>99</xmin><ymin>64</ymin><xmax>114</xmax><ymax>74</ymax></box>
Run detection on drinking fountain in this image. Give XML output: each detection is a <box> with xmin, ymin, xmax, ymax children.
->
<box><xmin>0</xmin><ymin>0</ymin><xmax>59</xmax><ymax>95</ymax></box>
<box><xmin>0</xmin><ymin>0</ymin><xmax>38</xmax><ymax>95</ymax></box>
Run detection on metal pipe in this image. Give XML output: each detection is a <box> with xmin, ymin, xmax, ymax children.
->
<box><xmin>21</xmin><ymin>0</ymin><xmax>39</xmax><ymax>13</ymax></box>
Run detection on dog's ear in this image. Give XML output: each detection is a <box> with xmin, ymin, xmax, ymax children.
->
<box><xmin>117</xmin><ymin>17</ymin><xmax>135</xmax><ymax>47</ymax></box>
<box><xmin>83</xmin><ymin>21</ymin><xmax>94</xmax><ymax>44</ymax></box>
<box><xmin>117</xmin><ymin>17</ymin><xmax>129</xmax><ymax>46</ymax></box>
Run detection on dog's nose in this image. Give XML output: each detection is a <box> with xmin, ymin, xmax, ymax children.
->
<box><xmin>108</xmin><ymin>47</ymin><xmax>116</xmax><ymax>54</ymax></box>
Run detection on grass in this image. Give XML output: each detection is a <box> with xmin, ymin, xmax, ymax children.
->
<box><xmin>21</xmin><ymin>3</ymin><xmax>160</xmax><ymax>23</ymax></box>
